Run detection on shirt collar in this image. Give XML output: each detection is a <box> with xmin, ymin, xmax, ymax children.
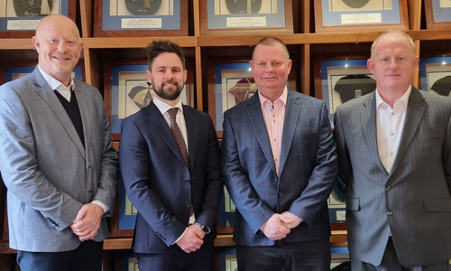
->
<box><xmin>258</xmin><ymin>85</ymin><xmax>288</xmax><ymax>108</ymax></box>
<box><xmin>38</xmin><ymin>65</ymin><xmax>75</xmax><ymax>91</ymax></box>
<box><xmin>153</xmin><ymin>95</ymin><xmax>184</xmax><ymax>115</ymax></box>
<box><xmin>375</xmin><ymin>86</ymin><xmax>412</xmax><ymax>109</ymax></box>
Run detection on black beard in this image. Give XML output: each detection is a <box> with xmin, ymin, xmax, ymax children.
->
<box><xmin>152</xmin><ymin>81</ymin><xmax>183</xmax><ymax>101</ymax></box>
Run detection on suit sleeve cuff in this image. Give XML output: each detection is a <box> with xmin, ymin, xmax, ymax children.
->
<box><xmin>91</xmin><ymin>200</ymin><xmax>109</xmax><ymax>214</ymax></box>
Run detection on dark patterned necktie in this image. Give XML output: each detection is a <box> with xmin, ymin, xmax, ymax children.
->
<box><xmin>167</xmin><ymin>108</ymin><xmax>193</xmax><ymax>217</ymax></box>
<box><xmin>167</xmin><ymin>108</ymin><xmax>189</xmax><ymax>167</ymax></box>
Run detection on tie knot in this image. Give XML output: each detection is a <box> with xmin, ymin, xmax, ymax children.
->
<box><xmin>168</xmin><ymin>108</ymin><xmax>179</xmax><ymax>122</ymax></box>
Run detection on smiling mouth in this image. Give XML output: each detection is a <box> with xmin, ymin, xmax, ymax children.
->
<box><xmin>53</xmin><ymin>56</ymin><xmax>70</xmax><ymax>61</ymax></box>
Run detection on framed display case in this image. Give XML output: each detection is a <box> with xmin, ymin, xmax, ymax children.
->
<box><xmin>419</xmin><ymin>56</ymin><xmax>451</xmax><ymax>97</ymax></box>
<box><xmin>217</xmin><ymin>186</ymin><xmax>236</xmax><ymax>234</ymax></box>
<box><xmin>424</xmin><ymin>0</ymin><xmax>451</xmax><ymax>29</ymax></box>
<box><xmin>0</xmin><ymin>0</ymin><xmax>76</xmax><ymax>38</ymax></box>
<box><xmin>314</xmin><ymin>58</ymin><xmax>375</xmax><ymax>125</ymax></box>
<box><xmin>104</xmin><ymin>58</ymin><xmax>194</xmax><ymax>141</ymax></box>
<box><xmin>313</xmin><ymin>0</ymin><xmax>409</xmax><ymax>33</ymax></box>
<box><xmin>110</xmin><ymin>176</ymin><xmax>135</xmax><ymax>237</ymax></box>
<box><xmin>199</xmin><ymin>0</ymin><xmax>293</xmax><ymax>35</ymax></box>
<box><xmin>207</xmin><ymin>58</ymin><xmax>253</xmax><ymax>138</ymax></box>
<box><xmin>93</xmin><ymin>0</ymin><xmax>188</xmax><ymax>37</ymax></box>
<box><xmin>219</xmin><ymin>247</ymin><xmax>237</xmax><ymax>271</ymax></box>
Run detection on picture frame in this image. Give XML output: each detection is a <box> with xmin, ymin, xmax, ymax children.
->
<box><xmin>93</xmin><ymin>0</ymin><xmax>188</xmax><ymax>37</ymax></box>
<box><xmin>104</xmin><ymin>58</ymin><xmax>194</xmax><ymax>141</ymax></box>
<box><xmin>116</xmin><ymin>251</ymin><xmax>139</xmax><ymax>271</ymax></box>
<box><xmin>328</xmin><ymin>177</ymin><xmax>347</xmax><ymax>230</ymax></box>
<box><xmin>219</xmin><ymin>247</ymin><xmax>237</xmax><ymax>271</ymax></box>
<box><xmin>313</xmin><ymin>0</ymin><xmax>409</xmax><ymax>33</ymax></box>
<box><xmin>0</xmin><ymin>0</ymin><xmax>76</xmax><ymax>38</ymax></box>
<box><xmin>313</xmin><ymin>58</ymin><xmax>375</xmax><ymax>126</ymax></box>
<box><xmin>424</xmin><ymin>0</ymin><xmax>451</xmax><ymax>29</ymax></box>
<box><xmin>419</xmin><ymin>56</ymin><xmax>451</xmax><ymax>97</ymax></box>
<box><xmin>199</xmin><ymin>0</ymin><xmax>293</xmax><ymax>36</ymax></box>
<box><xmin>110</xmin><ymin>175</ymin><xmax>135</xmax><ymax>237</ymax></box>
<box><xmin>217</xmin><ymin>186</ymin><xmax>236</xmax><ymax>234</ymax></box>
<box><xmin>207</xmin><ymin>59</ymin><xmax>253</xmax><ymax>138</ymax></box>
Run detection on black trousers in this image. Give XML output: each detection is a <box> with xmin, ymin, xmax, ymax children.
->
<box><xmin>17</xmin><ymin>240</ymin><xmax>103</xmax><ymax>271</ymax></box>
<box><xmin>236</xmin><ymin>238</ymin><xmax>331</xmax><ymax>271</ymax></box>
<box><xmin>137</xmin><ymin>240</ymin><xmax>215</xmax><ymax>271</ymax></box>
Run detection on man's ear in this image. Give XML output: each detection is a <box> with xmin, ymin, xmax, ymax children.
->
<box><xmin>32</xmin><ymin>36</ymin><xmax>40</xmax><ymax>52</ymax></box>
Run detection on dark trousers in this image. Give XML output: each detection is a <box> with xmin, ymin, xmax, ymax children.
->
<box><xmin>137</xmin><ymin>240</ymin><xmax>215</xmax><ymax>271</ymax></box>
<box><xmin>17</xmin><ymin>240</ymin><xmax>103</xmax><ymax>271</ymax></box>
<box><xmin>351</xmin><ymin>237</ymin><xmax>448</xmax><ymax>271</ymax></box>
<box><xmin>236</xmin><ymin>238</ymin><xmax>331</xmax><ymax>271</ymax></box>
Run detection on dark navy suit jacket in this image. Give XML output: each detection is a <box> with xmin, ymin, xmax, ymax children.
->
<box><xmin>222</xmin><ymin>89</ymin><xmax>337</xmax><ymax>246</ymax></box>
<box><xmin>119</xmin><ymin>101</ymin><xmax>223</xmax><ymax>253</ymax></box>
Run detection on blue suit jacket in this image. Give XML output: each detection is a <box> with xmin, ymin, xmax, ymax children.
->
<box><xmin>119</xmin><ymin>101</ymin><xmax>223</xmax><ymax>254</ymax></box>
<box><xmin>222</xmin><ymin>89</ymin><xmax>337</xmax><ymax>246</ymax></box>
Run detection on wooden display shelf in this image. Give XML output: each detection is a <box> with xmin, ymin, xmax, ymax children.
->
<box><xmin>81</xmin><ymin>37</ymin><xmax>198</xmax><ymax>49</ymax></box>
<box><xmin>2</xmin><ymin>30</ymin><xmax>451</xmax><ymax>50</ymax></box>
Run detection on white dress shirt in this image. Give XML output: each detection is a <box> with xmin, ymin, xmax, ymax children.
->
<box><xmin>375</xmin><ymin>87</ymin><xmax>411</xmax><ymax>173</ymax></box>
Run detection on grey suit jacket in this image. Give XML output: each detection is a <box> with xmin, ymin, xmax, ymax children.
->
<box><xmin>0</xmin><ymin>67</ymin><xmax>119</xmax><ymax>252</ymax></box>
<box><xmin>334</xmin><ymin>87</ymin><xmax>451</xmax><ymax>267</ymax></box>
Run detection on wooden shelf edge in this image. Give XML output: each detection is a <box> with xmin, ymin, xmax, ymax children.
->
<box><xmin>0</xmin><ymin>39</ymin><xmax>34</xmax><ymax>50</ymax></box>
<box><xmin>0</xmin><ymin>242</ymin><xmax>16</xmax><ymax>254</ymax></box>
<box><xmin>198</xmin><ymin>30</ymin><xmax>451</xmax><ymax>47</ymax></box>
<box><xmin>81</xmin><ymin>36</ymin><xmax>198</xmax><ymax>49</ymax></box>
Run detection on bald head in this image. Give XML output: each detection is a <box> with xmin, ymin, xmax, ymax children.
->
<box><xmin>32</xmin><ymin>15</ymin><xmax>82</xmax><ymax>86</ymax></box>
<box><xmin>371</xmin><ymin>30</ymin><xmax>415</xmax><ymax>59</ymax></box>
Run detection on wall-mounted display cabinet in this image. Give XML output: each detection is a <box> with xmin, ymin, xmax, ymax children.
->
<box><xmin>0</xmin><ymin>0</ymin><xmax>451</xmax><ymax>270</ymax></box>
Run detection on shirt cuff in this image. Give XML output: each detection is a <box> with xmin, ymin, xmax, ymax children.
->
<box><xmin>172</xmin><ymin>228</ymin><xmax>188</xmax><ymax>245</ymax></box>
<box><xmin>91</xmin><ymin>200</ymin><xmax>109</xmax><ymax>214</ymax></box>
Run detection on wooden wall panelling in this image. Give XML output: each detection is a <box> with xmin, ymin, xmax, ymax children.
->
<box><xmin>408</xmin><ymin>0</ymin><xmax>422</xmax><ymax>30</ymax></box>
<box><xmin>80</xmin><ymin>0</ymin><xmax>94</xmax><ymax>38</ymax></box>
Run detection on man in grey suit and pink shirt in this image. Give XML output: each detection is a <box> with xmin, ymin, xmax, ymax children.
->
<box><xmin>0</xmin><ymin>15</ymin><xmax>118</xmax><ymax>271</ymax></box>
<box><xmin>335</xmin><ymin>31</ymin><xmax>451</xmax><ymax>270</ymax></box>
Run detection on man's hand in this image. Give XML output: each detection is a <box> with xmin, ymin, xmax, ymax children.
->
<box><xmin>176</xmin><ymin>224</ymin><xmax>205</xmax><ymax>253</ymax></box>
<box><xmin>70</xmin><ymin>203</ymin><xmax>104</xmax><ymax>241</ymax></box>
<box><xmin>280</xmin><ymin>211</ymin><xmax>302</xmax><ymax>229</ymax></box>
<box><xmin>260</xmin><ymin>214</ymin><xmax>291</xmax><ymax>241</ymax></box>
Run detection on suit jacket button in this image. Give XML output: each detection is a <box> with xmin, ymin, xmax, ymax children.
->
<box><xmin>385</xmin><ymin>186</ymin><xmax>391</xmax><ymax>191</ymax></box>
<box><xmin>185</xmin><ymin>179</ymin><xmax>190</xmax><ymax>184</ymax></box>
<box><xmin>186</xmin><ymin>202</ymin><xmax>191</xmax><ymax>207</ymax></box>
<box><xmin>387</xmin><ymin>211</ymin><xmax>393</xmax><ymax>216</ymax></box>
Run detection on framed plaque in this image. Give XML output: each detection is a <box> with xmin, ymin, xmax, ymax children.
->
<box><xmin>207</xmin><ymin>59</ymin><xmax>253</xmax><ymax>138</ymax></box>
<box><xmin>93</xmin><ymin>0</ymin><xmax>188</xmax><ymax>37</ymax></box>
<box><xmin>219</xmin><ymin>247</ymin><xmax>237</xmax><ymax>271</ymax></box>
<box><xmin>420</xmin><ymin>56</ymin><xmax>451</xmax><ymax>97</ymax></box>
<box><xmin>314</xmin><ymin>58</ymin><xmax>375</xmax><ymax>126</ymax></box>
<box><xmin>328</xmin><ymin>177</ymin><xmax>347</xmax><ymax>230</ymax></box>
<box><xmin>199</xmin><ymin>0</ymin><xmax>293</xmax><ymax>35</ymax></box>
<box><xmin>120</xmin><ymin>251</ymin><xmax>139</xmax><ymax>271</ymax></box>
<box><xmin>217</xmin><ymin>186</ymin><xmax>236</xmax><ymax>234</ymax></box>
<box><xmin>313</xmin><ymin>0</ymin><xmax>409</xmax><ymax>33</ymax></box>
<box><xmin>104</xmin><ymin>58</ymin><xmax>194</xmax><ymax>141</ymax></box>
<box><xmin>0</xmin><ymin>0</ymin><xmax>76</xmax><ymax>38</ymax></box>
<box><xmin>425</xmin><ymin>0</ymin><xmax>451</xmax><ymax>29</ymax></box>
<box><xmin>110</xmin><ymin>176</ymin><xmax>136</xmax><ymax>237</ymax></box>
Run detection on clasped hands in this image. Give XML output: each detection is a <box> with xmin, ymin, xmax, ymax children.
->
<box><xmin>176</xmin><ymin>224</ymin><xmax>205</xmax><ymax>254</ymax></box>
<box><xmin>260</xmin><ymin>211</ymin><xmax>302</xmax><ymax>241</ymax></box>
<box><xmin>70</xmin><ymin>203</ymin><xmax>104</xmax><ymax>242</ymax></box>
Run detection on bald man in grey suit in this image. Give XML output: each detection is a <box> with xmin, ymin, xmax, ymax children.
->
<box><xmin>335</xmin><ymin>31</ymin><xmax>451</xmax><ymax>270</ymax></box>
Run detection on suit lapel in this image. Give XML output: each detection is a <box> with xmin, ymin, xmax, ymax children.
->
<box><xmin>33</xmin><ymin>69</ymin><xmax>85</xmax><ymax>159</ymax></box>
<box><xmin>183</xmin><ymin>105</ymin><xmax>197</xmax><ymax>170</ymax></box>
<box><xmin>389</xmin><ymin>88</ymin><xmax>426</xmax><ymax>176</ymax></box>
<box><xmin>360</xmin><ymin>93</ymin><xmax>386</xmax><ymax>174</ymax></box>
<box><xmin>245</xmin><ymin>94</ymin><xmax>277</xmax><ymax>176</ymax></box>
<box><xmin>279</xmin><ymin>91</ymin><xmax>300</xmax><ymax>176</ymax></box>
<box><xmin>73</xmin><ymin>83</ymin><xmax>90</xmax><ymax>159</ymax></box>
<box><xmin>145</xmin><ymin>102</ymin><xmax>187</xmax><ymax>168</ymax></box>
